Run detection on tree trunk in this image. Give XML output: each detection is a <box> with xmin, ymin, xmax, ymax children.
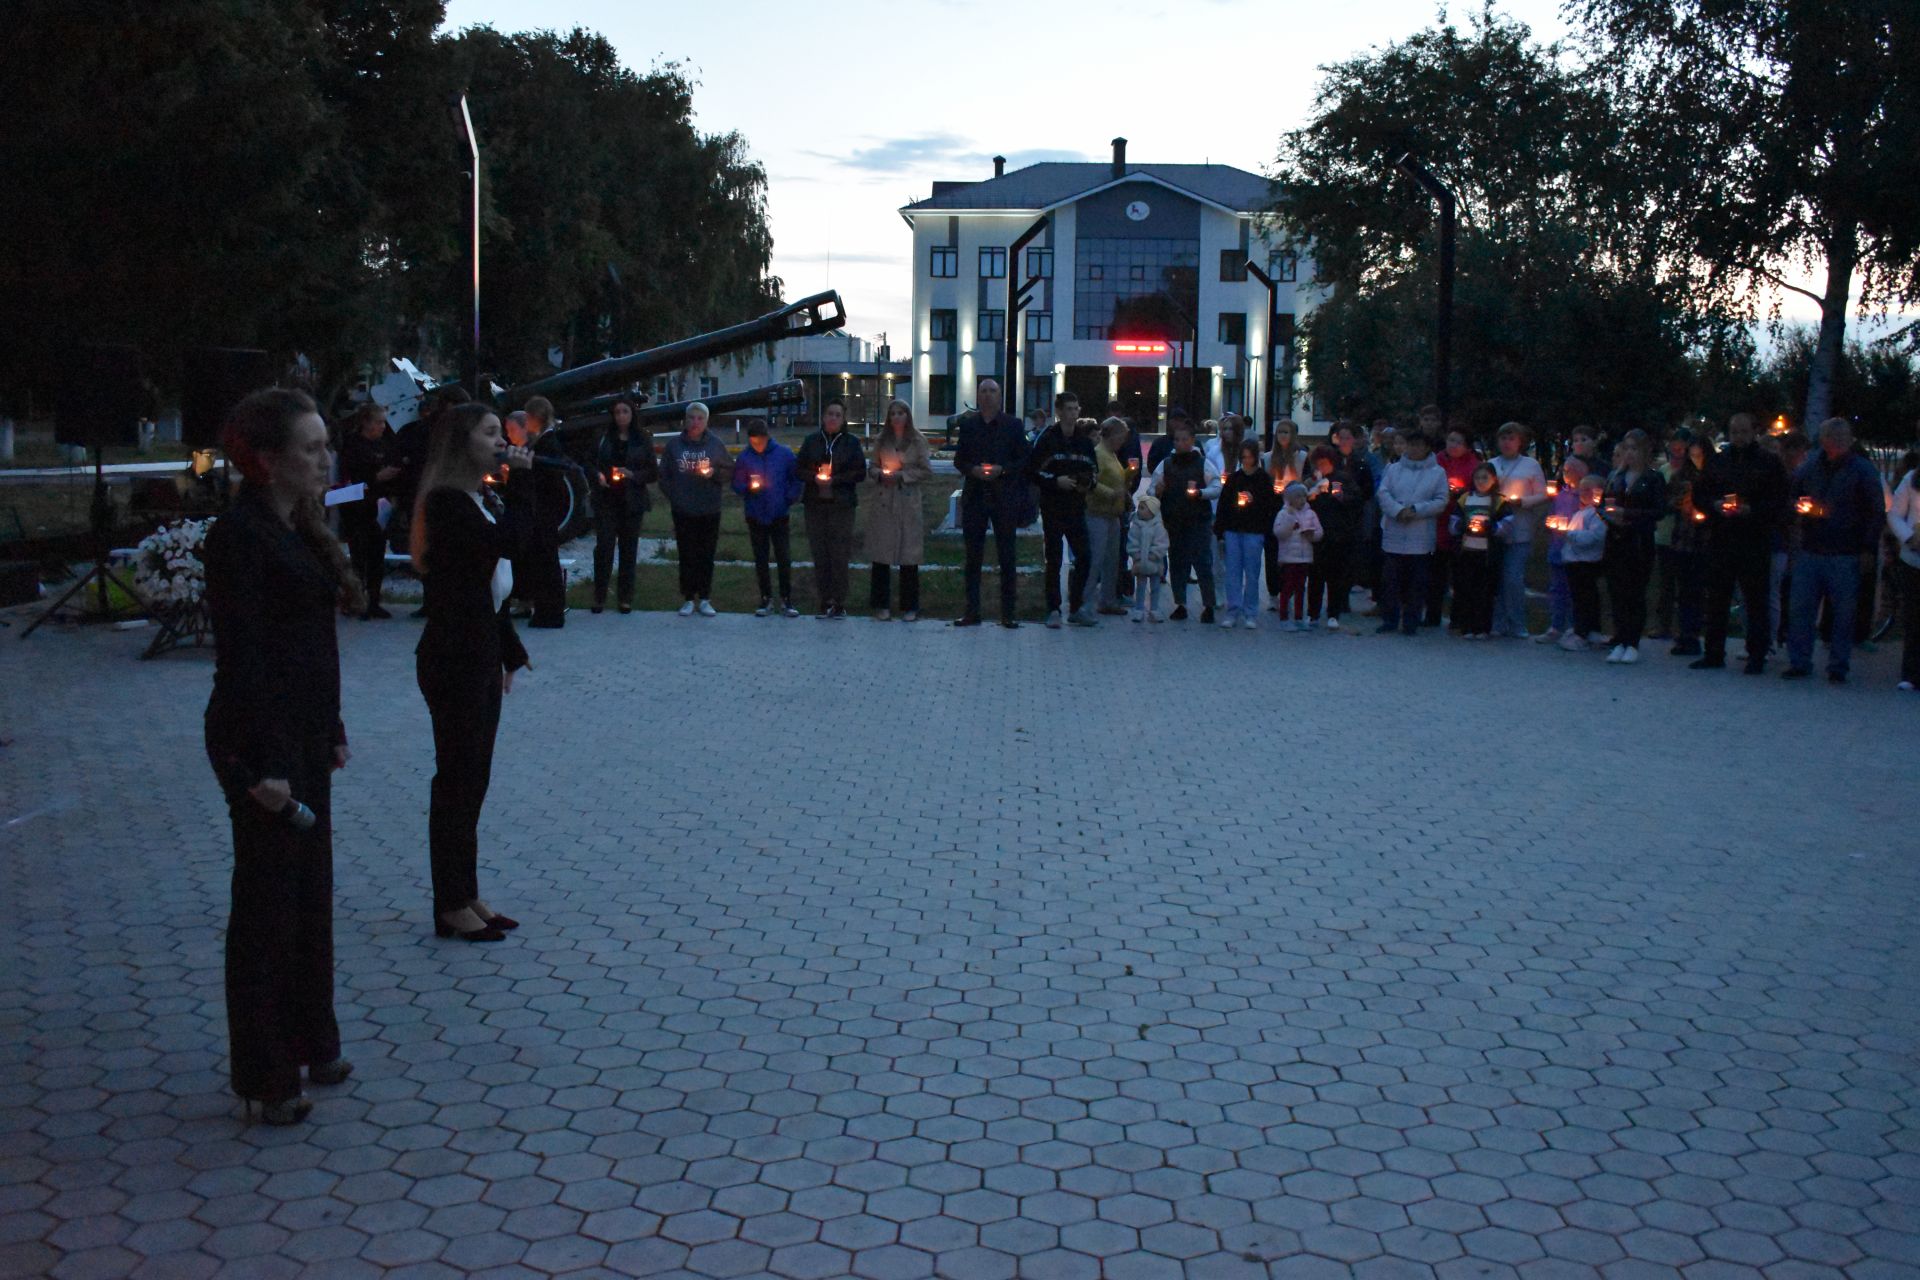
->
<box><xmin>1803</xmin><ymin>222</ymin><xmax>1858</xmax><ymax>429</ymax></box>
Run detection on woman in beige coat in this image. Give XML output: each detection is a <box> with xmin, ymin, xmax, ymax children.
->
<box><xmin>865</xmin><ymin>399</ymin><xmax>934</xmax><ymax>620</ymax></box>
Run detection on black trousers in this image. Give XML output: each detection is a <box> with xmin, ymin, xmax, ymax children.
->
<box><xmin>962</xmin><ymin>502</ymin><xmax>1020</xmax><ymax>620</ymax></box>
<box><xmin>1378</xmin><ymin>552</ymin><xmax>1430</xmax><ymax>631</ymax></box>
<box><xmin>1704</xmin><ymin>543</ymin><xmax>1773</xmax><ymax>664</ymax></box>
<box><xmin>1567</xmin><ymin>561</ymin><xmax>1605</xmax><ymax>638</ymax></box>
<box><xmin>1425</xmin><ymin>547</ymin><xmax>1457</xmax><ymax>627</ymax></box>
<box><xmin>526</xmin><ymin>535</ymin><xmax>566</xmax><ymax>627</ymax></box>
<box><xmin>418</xmin><ymin>654</ymin><xmax>503</xmax><ymax>917</ymax></box>
<box><xmin>1306</xmin><ymin>536</ymin><xmax>1355</xmax><ymax>619</ymax></box>
<box><xmin>748</xmin><ymin>517</ymin><xmax>793</xmax><ymax>602</ymax></box>
<box><xmin>1900</xmin><ymin>560</ymin><xmax>1920</xmax><ymax>686</ymax></box>
<box><xmin>805</xmin><ymin>503</ymin><xmax>855</xmax><ymax>609</ymax></box>
<box><xmin>1607</xmin><ymin>542</ymin><xmax>1654</xmax><ymax>647</ymax></box>
<box><xmin>870</xmin><ymin>563</ymin><xmax>921</xmax><ymax>612</ymax></box>
<box><xmin>1167</xmin><ymin>522</ymin><xmax>1215</xmax><ymax>612</ymax></box>
<box><xmin>343</xmin><ymin>511</ymin><xmax>385</xmax><ymax>608</ymax></box>
<box><xmin>219</xmin><ymin>740</ymin><xmax>339</xmax><ymax>1104</ymax></box>
<box><xmin>671</xmin><ymin>510</ymin><xmax>720</xmax><ymax>600</ymax></box>
<box><xmin>593</xmin><ymin>503</ymin><xmax>642</xmax><ymax>605</ymax></box>
<box><xmin>1040</xmin><ymin>505</ymin><xmax>1091</xmax><ymax>614</ymax></box>
<box><xmin>1453</xmin><ymin>547</ymin><xmax>1498</xmax><ymax>634</ymax></box>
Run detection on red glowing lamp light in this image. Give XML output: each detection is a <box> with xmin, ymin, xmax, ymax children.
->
<box><xmin>1112</xmin><ymin>341</ymin><xmax>1169</xmax><ymax>355</ymax></box>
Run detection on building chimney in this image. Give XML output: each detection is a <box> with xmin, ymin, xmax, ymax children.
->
<box><xmin>992</xmin><ymin>155</ymin><xmax>1006</xmax><ymax>179</ymax></box>
<box><xmin>1111</xmin><ymin>137</ymin><xmax>1128</xmax><ymax>178</ymax></box>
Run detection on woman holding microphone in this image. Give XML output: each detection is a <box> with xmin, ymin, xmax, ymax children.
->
<box><xmin>410</xmin><ymin>403</ymin><xmax>536</xmax><ymax>942</ymax></box>
<box><xmin>204</xmin><ymin>389</ymin><xmax>363</xmax><ymax>1125</ymax></box>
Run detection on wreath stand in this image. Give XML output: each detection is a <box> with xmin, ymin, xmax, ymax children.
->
<box><xmin>140</xmin><ymin>598</ymin><xmax>212</xmax><ymax>660</ymax></box>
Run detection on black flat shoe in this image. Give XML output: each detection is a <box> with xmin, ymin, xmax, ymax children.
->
<box><xmin>619</xmin><ymin>603</ymin><xmax>632</xmax><ymax>615</ymax></box>
<box><xmin>591</xmin><ymin>604</ymin><xmax>604</xmax><ymax>614</ymax></box>
<box><xmin>308</xmin><ymin>1059</ymin><xmax>353</xmax><ymax>1086</ymax></box>
<box><xmin>435</xmin><ymin>912</ymin><xmax>506</xmax><ymax>942</ymax></box>
<box><xmin>953</xmin><ymin>615</ymin><xmax>982</xmax><ymax>628</ymax></box>
<box><xmin>471</xmin><ymin>902</ymin><xmax>519</xmax><ymax>931</ymax></box>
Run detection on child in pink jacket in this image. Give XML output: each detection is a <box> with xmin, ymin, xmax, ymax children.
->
<box><xmin>1270</xmin><ymin>482</ymin><xmax>1322</xmax><ymax>630</ymax></box>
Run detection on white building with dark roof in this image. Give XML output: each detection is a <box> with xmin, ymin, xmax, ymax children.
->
<box><xmin>899</xmin><ymin>138</ymin><xmax>1325</xmax><ymax>434</ymax></box>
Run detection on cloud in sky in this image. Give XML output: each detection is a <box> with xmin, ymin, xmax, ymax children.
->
<box><xmin>811</xmin><ymin>135</ymin><xmax>1096</xmax><ymax>175</ymax></box>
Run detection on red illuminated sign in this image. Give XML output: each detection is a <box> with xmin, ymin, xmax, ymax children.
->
<box><xmin>1112</xmin><ymin>341</ymin><xmax>1169</xmax><ymax>355</ymax></box>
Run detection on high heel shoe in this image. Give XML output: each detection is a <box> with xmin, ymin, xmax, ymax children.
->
<box><xmin>470</xmin><ymin>900</ymin><xmax>519</xmax><ymax>931</ymax></box>
<box><xmin>308</xmin><ymin>1058</ymin><xmax>353</xmax><ymax>1086</ymax></box>
<box><xmin>244</xmin><ymin>1095</ymin><xmax>314</xmax><ymax>1126</ymax></box>
<box><xmin>434</xmin><ymin>907</ymin><xmax>505</xmax><ymax>942</ymax></box>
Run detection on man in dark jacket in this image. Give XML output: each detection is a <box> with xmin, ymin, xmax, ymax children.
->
<box><xmin>1150</xmin><ymin>417</ymin><xmax>1221</xmax><ymax>622</ymax></box>
<box><xmin>336</xmin><ymin>402</ymin><xmax>398</xmax><ymax>619</ymax></box>
<box><xmin>1690</xmin><ymin>412</ymin><xmax>1788</xmax><ymax>673</ymax></box>
<box><xmin>1784</xmin><ymin>417</ymin><xmax>1884</xmax><ymax>682</ymax></box>
<box><xmin>953</xmin><ymin>379</ymin><xmax>1032</xmax><ymax>627</ymax></box>
<box><xmin>1314</xmin><ymin>422</ymin><xmax>1376</xmax><ymax>625</ymax></box>
<box><xmin>1025</xmin><ymin>393</ymin><xmax>1099</xmax><ymax>627</ymax></box>
<box><xmin>794</xmin><ymin>398</ymin><xmax>868</xmax><ymax>619</ymax></box>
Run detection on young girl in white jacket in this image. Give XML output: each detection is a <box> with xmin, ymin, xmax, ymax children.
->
<box><xmin>1270</xmin><ymin>482</ymin><xmax>1322</xmax><ymax>630</ymax></box>
<box><xmin>1128</xmin><ymin>494</ymin><xmax>1170</xmax><ymax>623</ymax></box>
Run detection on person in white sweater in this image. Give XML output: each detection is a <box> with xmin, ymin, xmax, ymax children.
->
<box><xmin>1885</xmin><ymin>467</ymin><xmax>1920</xmax><ymax>690</ymax></box>
<box><xmin>1556</xmin><ymin>474</ymin><xmax>1610</xmax><ymax>650</ymax></box>
<box><xmin>1373</xmin><ymin>430</ymin><xmax>1452</xmax><ymax>634</ymax></box>
<box><xmin>1489</xmin><ymin>422</ymin><xmax>1550</xmax><ymax>638</ymax></box>
<box><xmin>1270</xmin><ymin>483</ymin><xmax>1323</xmax><ymax>630</ymax></box>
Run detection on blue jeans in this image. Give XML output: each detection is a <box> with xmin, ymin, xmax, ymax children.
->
<box><xmin>1222</xmin><ymin>533</ymin><xmax>1263</xmax><ymax>616</ymax></box>
<box><xmin>1788</xmin><ymin>552</ymin><xmax>1859</xmax><ymax>676</ymax></box>
<box><xmin>1547</xmin><ymin>558</ymin><xmax>1572</xmax><ymax>632</ymax></box>
<box><xmin>1493</xmin><ymin>538</ymin><xmax>1531</xmax><ymax>635</ymax></box>
<box><xmin>1378</xmin><ymin>552</ymin><xmax>1431</xmax><ymax>632</ymax></box>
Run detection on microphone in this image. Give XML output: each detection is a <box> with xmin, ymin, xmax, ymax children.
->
<box><xmin>279</xmin><ymin>798</ymin><xmax>317</xmax><ymax>831</ymax></box>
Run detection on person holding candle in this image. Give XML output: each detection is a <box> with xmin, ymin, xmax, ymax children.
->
<box><xmin>731</xmin><ymin>419</ymin><xmax>803</xmax><ymax>618</ymax></box>
<box><xmin>1489</xmin><ymin>422</ymin><xmax>1549</xmax><ymax>639</ymax></box>
<box><xmin>1885</xmin><ymin>461</ymin><xmax>1920</xmax><ymax>691</ymax></box>
<box><xmin>335</xmin><ymin>400</ymin><xmax>398</xmax><ymax>620</ymax></box>
<box><xmin>1127</xmin><ymin>492</ymin><xmax>1170</xmax><ymax>623</ymax></box>
<box><xmin>1150</xmin><ymin>417</ymin><xmax>1222</xmax><ymax>623</ymax></box>
<box><xmin>1558</xmin><ymin>473</ymin><xmax>1610</xmax><ymax>649</ymax></box>
<box><xmin>1598</xmin><ymin>429</ymin><xmax>1666</xmax><ymax>664</ymax></box>
<box><xmin>1260</xmin><ymin>422</ymin><xmax>1309</xmax><ymax>610</ymax></box>
<box><xmin>1372</xmin><ymin>427</ymin><xmax>1450</xmax><ymax>636</ymax></box>
<box><xmin>590</xmin><ymin>397</ymin><xmax>658</xmax><ymax>615</ymax></box>
<box><xmin>953</xmin><ymin>378</ymin><xmax>1031</xmax><ymax>627</ymax></box>
<box><xmin>1086</xmin><ymin>419</ymin><xmax>1133</xmax><ymax>616</ymax></box>
<box><xmin>1450</xmin><ymin>462</ymin><xmax>1511</xmax><ymax>639</ymax></box>
<box><xmin>1310</xmin><ymin>423</ymin><xmax>1374</xmax><ymax>627</ymax></box>
<box><xmin>863</xmin><ymin>398</ymin><xmax>932</xmax><ymax>621</ymax></box>
<box><xmin>520</xmin><ymin>397</ymin><xmax>570</xmax><ymax>629</ymax></box>
<box><xmin>1537</xmin><ymin>456</ymin><xmax>1590</xmax><ymax>644</ymax></box>
<box><xmin>410</xmin><ymin>401</ymin><xmax>537</xmax><ymax>945</ymax></box>
<box><xmin>1428</xmin><ymin>425</ymin><xmax>1481</xmax><ymax>629</ymax></box>
<box><xmin>1026</xmin><ymin>397</ymin><xmax>1100</xmax><ymax>628</ymax></box>
<box><xmin>1661</xmin><ymin>434</ymin><xmax>1711</xmax><ymax>656</ymax></box>
<box><xmin>657</xmin><ymin>402</ymin><xmax>733</xmax><ymax>617</ymax></box>
<box><xmin>1270</xmin><ymin>481</ymin><xmax>1322</xmax><ymax>630</ymax></box>
<box><xmin>1690</xmin><ymin>412</ymin><xmax>1789</xmax><ymax>672</ymax></box>
<box><xmin>1783</xmin><ymin>417</ymin><xmax>1886</xmax><ymax>683</ymax></box>
<box><xmin>1215</xmin><ymin>439</ymin><xmax>1279</xmax><ymax>629</ymax></box>
<box><xmin>205</xmin><ymin>389</ymin><xmax>364</xmax><ymax>1125</ymax></box>
<box><xmin>793</xmin><ymin>397</ymin><xmax>868</xmax><ymax>620</ymax></box>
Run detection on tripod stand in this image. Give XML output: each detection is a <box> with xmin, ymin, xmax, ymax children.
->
<box><xmin>19</xmin><ymin>447</ymin><xmax>145</xmax><ymax>637</ymax></box>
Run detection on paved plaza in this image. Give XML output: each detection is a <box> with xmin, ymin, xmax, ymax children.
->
<box><xmin>2</xmin><ymin>607</ymin><xmax>1918</xmax><ymax>1280</ymax></box>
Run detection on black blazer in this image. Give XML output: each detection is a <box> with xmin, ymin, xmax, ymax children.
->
<box><xmin>417</xmin><ymin>472</ymin><xmax>535</xmax><ymax>673</ymax></box>
<box><xmin>204</xmin><ymin>489</ymin><xmax>344</xmax><ymax>789</ymax></box>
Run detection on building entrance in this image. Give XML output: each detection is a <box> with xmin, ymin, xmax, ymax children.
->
<box><xmin>1115</xmin><ymin>367</ymin><xmax>1158</xmax><ymax>430</ymax></box>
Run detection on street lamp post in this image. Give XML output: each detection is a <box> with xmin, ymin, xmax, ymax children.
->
<box><xmin>1393</xmin><ymin>152</ymin><xmax>1456</xmax><ymax>427</ymax></box>
<box><xmin>1004</xmin><ymin>216</ymin><xmax>1051</xmax><ymax>417</ymax></box>
<box><xmin>452</xmin><ymin>95</ymin><xmax>481</xmax><ymax>399</ymax></box>
<box><xmin>1245</xmin><ymin>259</ymin><xmax>1281</xmax><ymax>447</ymax></box>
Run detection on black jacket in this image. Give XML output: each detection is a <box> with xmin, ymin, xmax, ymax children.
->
<box><xmin>1160</xmin><ymin>450</ymin><xmax>1214</xmax><ymax>531</ymax></box>
<box><xmin>203</xmin><ymin>488</ymin><xmax>344</xmax><ymax>790</ymax></box>
<box><xmin>1791</xmin><ymin>450</ymin><xmax>1885</xmax><ymax>556</ymax></box>
<box><xmin>1693</xmin><ymin>442</ymin><xmax>1788</xmax><ymax>552</ymax></box>
<box><xmin>1215</xmin><ymin>469</ymin><xmax>1279</xmax><ymax>536</ymax></box>
<box><xmin>338</xmin><ymin>429</ymin><xmax>396</xmax><ymax>497</ymax></box>
<box><xmin>1024</xmin><ymin>424</ymin><xmax>1098</xmax><ymax>513</ymax></box>
<box><xmin>795</xmin><ymin>429</ymin><xmax>869</xmax><ymax>508</ymax></box>
<box><xmin>1603</xmin><ymin>468</ymin><xmax>1666</xmax><ymax>554</ymax></box>
<box><xmin>418</xmin><ymin>471</ymin><xmax>535</xmax><ymax>674</ymax></box>
<box><xmin>1315</xmin><ymin>448</ymin><xmax>1375</xmax><ymax>539</ymax></box>
<box><xmin>596</xmin><ymin>429</ymin><xmax>658</xmax><ymax>519</ymax></box>
<box><xmin>953</xmin><ymin>411</ymin><xmax>1032</xmax><ymax>513</ymax></box>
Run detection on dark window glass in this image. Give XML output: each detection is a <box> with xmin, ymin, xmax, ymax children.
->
<box><xmin>979</xmin><ymin>247</ymin><xmax>1007</xmax><ymax>278</ymax></box>
<box><xmin>1271</xmin><ymin>250</ymin><xmax>1298</xmax><ymax>282</ymax></box>
<box><xmin>1219</xmin><ymin>250</ymin><xmax>1247</xmax><ymax>282</ymax></box>
<box><xmin>1026</xmin><ymin>248</ymin><xmax>1054</xmax><ymax>278</ymax></box>
<box><xmin>1223</xmin><ymin>378</ymin><xmax>1245</xmax><ymax>415</ymax></box>
<box><xmin>1025</xmin><ymin>312</ymin><xmax>1053</xmax><ymax>342</ymax></box>
<box><xmin>930</xmin><ymin>309</ymin><xmax>956</xmax><ymax>342</ymax></box>
<box><xmin>928</xmin><ymin>374</ymin><xmax>955</xmax><ymax>416</ymax></box>
<box><xmin>1128</xmin><ymin>264</ymin><xmax>1145</xmax><ymax>281</ymax></box>
<box><xmin>930</xmin><ymin>246</ymin><xmax>958</xmax><ymax>278</ymax></box>
<box><xmin>1218</xmin><ymin>313</ymin><xmax>1246</xmax><ymax>345</ymax></box>
<box><xmin>978</xmin><ymin>310</ymin><xmax>1005</xmax><ymax>341</ymax></box>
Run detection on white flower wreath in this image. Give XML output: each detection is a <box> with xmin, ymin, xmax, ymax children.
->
<box><xmin>133</xmin><ymin>517</ymin><xmax>214</xmax><ymax>608</ymax></box>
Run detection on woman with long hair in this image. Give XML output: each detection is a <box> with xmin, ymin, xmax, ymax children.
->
<box><xmin>1600</xmin><ymin>428</ymin><xmax>1667</xmax><ymax>664</ymax></box>
<box><xmin>204</xmin><ymin>388</ymin><xmax>365</xmax><ymax>1125</ymax></box>
<box><xmin>864</xmin><ymin>398</ymin><xmax>933</xmax><ymax>620</ymax></box>
<box><xmin>411</xmin><ymin>403</ymin><xmax>536</xmax><ymax>941</ymax></box>
<box><xmin>591</xmin><ymin>397</ymin><xmax>658</xmax><ymax>614</ymax></box>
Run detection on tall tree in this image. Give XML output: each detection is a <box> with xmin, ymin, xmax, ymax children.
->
<box><xmin>1574</xmin><ymin>0</ymin><xmax>1920</xmax><ymax>427</ymax></box>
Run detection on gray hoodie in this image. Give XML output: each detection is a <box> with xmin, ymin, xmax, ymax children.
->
<box><xmin>1376</xmin><ymin>454</ymin><xmax>1451</xmax><ymax>555</ymax></box>
<box><xmin>658</xmin><ymin>431</ymin><xmax>732</xmax><ymax>516</ymax></box>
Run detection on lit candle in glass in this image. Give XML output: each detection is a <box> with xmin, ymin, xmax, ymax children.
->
<box><xmin>1236</xmin><ymin>490</ymin><xmax>1251</xmax><ymax>508</ymax></box>
<box><xmin>610</xmin><ymin>467</ymin><xmax>628</xmax><ymax>484</ymax></box>
<box><xmin>981</xmin><ymin>463</ymin><xmax>996</xmax><ymax>479</ymax></box>
<box><xmin>1546</xmin><ymin>481</ymin><xmax>1559</xmax><ymax>497</ymax></box>
<box><xmin>1272</xmin><ymin>478</ymin><xmax>1284</xmax><ymax>496</ymax></box>
<box><xmin>1186</xmin><ymin>481</ymin><xmax>1200</xmax><ymax>498</ymax></box>
<box><xmin>1468</xmin><ymin>514</ymin><xmax>1490</xmax><ymax>536</ymax></box>
<box><xmin>1796</xmin><ymin>496</ymin><xmax>1820</xmax><ymax>517</ymax></box>
<box><xmin>748</xmin><ymin>473</ymin><xmax>762</xmax><ymax>492</ymax></box>
<box><xmin>1328</xmin><ymin>481</ymin><xmax>1342</xmax><ymax>497</ymax></box>
<box><xmin>697</xmin><ymin>457</ymin><xmax>712</xmax><ymax>477</ymax></box>
<box><xmin>817</xmin><ymin>464</ymin><xmax>833</xmax><ymax>483</ymax></box>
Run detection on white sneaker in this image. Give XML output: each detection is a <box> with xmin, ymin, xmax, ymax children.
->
<box><xmin>1045</xmin><ymin>610</ymin><xmax>1063</xmax><ymax>629</ymax></box>
<box><xmin>678</xmin><ymin>600</ymin><xmax>696</xmax><ymax>617</ymax></box>
<box><xmin>1326</xmin><ymin>617</ymin><xmax>1341</xmax><ymax>630</ymax></box>
<box><xmin>1558</xmin><ymin>633</ymin><xmax>1589</xmax><ymax>652</ymax></box>
<box><xmin>1130</xmin><ymin>610</ymin><xmax>1144</xmax><ymax>623</ymax></box>
<box><xmin>1605</xmin><ymin>645</ymin><xmax>1625</xmax><ymax>663</ymax></box>
<box><xmin>1242</xmin><ymin>616</ymin><xmax>1258</xmax><ymax>630</ymax></box>
<box><xmin>1898</xmin><ymin>680</ymin><xmax>1916</xmax><ymax>692</ymax></box>
<box><xmin>697</xmin><ymin>600</ymin><xmax>717</xmax><ymax>618</ymax></box>
<box><xmin>1587</xmin><ymin>632</ymin><xmax>1609</xmax><ymax>646</ymax></box>
<box><xmin>1618</xmin><ymin>645</ymin><xmax>1639</xmax><ymax>664</ymax></box>
<box><xmin>1534</xmin><ymin>628</ymin><xmax>1561</xmax><ymax>645</ymax></box>
<box><xmin>1147</xmin><ymin>612</ymin><xmax>1164</xmax><ymax>624</ymax></box>
<box><xmin>1218</xmin><ymin>611</ymin><xmax>1236</xmax><ymax>629</ymax></box>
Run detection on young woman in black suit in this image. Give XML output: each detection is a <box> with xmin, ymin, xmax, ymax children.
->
<box><xmin>204</xmin><ymin>389</ymin><xmax>362</xmax><ymax>1125</ymax></box>
<box><xmin>410</xmin><ymin>403</ymin><xmax>536</xmax><ymax>942</ymax></box>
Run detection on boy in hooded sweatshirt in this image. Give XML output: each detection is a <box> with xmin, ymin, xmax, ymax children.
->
<box><xmin>1373</xmin><ymin>428</ymin><xmax>1451</xmax><ymax>635</ymax></box>
<box><xmin>1538</xmin><ymin>456</ymin><xmax>1590</xmax><ymax>643</ymax></box>
<box><xmin>1127</xmin><ymin>493</ymin><xmax>1170</xmax><ymax>623</ymax></box>
<box><xmin>1270</xmin><ymin>482</ymin><xmax>1322</xmax><ymax>630</ymax></box>
<box><xmin>1557</xmin><ymin>473</ymin><xmax>1610</xmax><ymax>650</ymax></box>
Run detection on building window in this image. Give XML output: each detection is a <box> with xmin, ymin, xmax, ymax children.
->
<box><xmin>653</xmin><ymin>375</ymin><xmax>672</xmax><ymax>402</ymax></box>
<box><xmin>698</xmin><ymin>376</ymin><xmax>719</xmax><ymax>399</ymax></box>
<box><xmin>1072</xmin><ymin>235</ymin><xmax>1202</xmax><ymax>340</ymax></box>
<box><xmin>930</xmin><ymin>246</ymin><xmax>958</xmax><ymax>278</ymax></box>
<box><xmin>1025</xmin><ymin>311</ymin><xmax>1053</xmax><ymax>342</ymax></box>
<box><xmin>930</xmin><ymin>309</ymin><xmax>956</xmax><ymax>342</ymax></box>
<box><xmin>1128</xmin><ymin>264</ymin><xmax>1145</xmax><ymax>281</ymax></box>
<box><xmin>1219</xmin><ymin>250</ymin><xmax>1247</xmax><ymax>283</ymax></box>
<box><xmin>928</xmin><ymin>374</ymin><xmax>955</xmax><ymax>417</ymax></box>
<box><xmin>1026</xmin><ymin>377</ymin><xmax>1052</xmax><ymax>414</ymax></box>
<box><xmin>1026</xmin><ymin>247</ymin><xmax>1054</xmax><ymax>279</ymax></box>
<box><xmin>978</xmin><ymin>309</ymin><xmax>1005</xmax><ymax>342</ymax></box>
<box><xmin>1217</xmin><ymin>313</ymin><xmax>1246</xmax><ymax>346</ymax></box>
<box><xmin>979</xmin><ymin>247</ymin><xmax>1007</xmax><ymax>278</ymax></box>
<box><xmin>1088</xmin><ymin>264</ymin><xmax>1104</xmax><ymax>281</ymax></box>
<box><xmin>1271</xmin><ymin>250</ymin><xmax>1298</xmax><ymax>282</ymax></box>
<box><xmin>1223</xmin><ymin>378</ymin><xmax>1245</xmax><ymax>415</ymax></box>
